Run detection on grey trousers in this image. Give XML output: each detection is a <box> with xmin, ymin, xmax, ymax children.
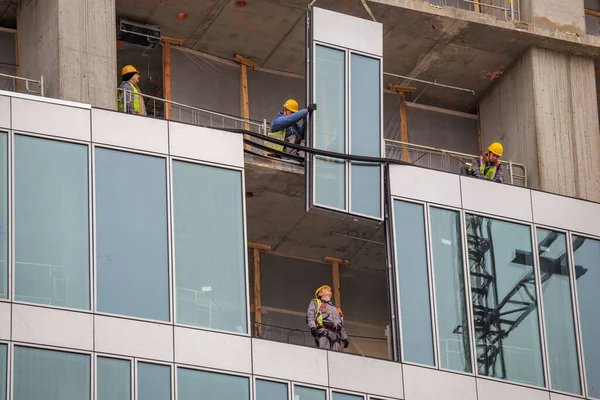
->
<box><xmin>316</xmin><ymin>330</ymin><xmax>342</xmax><ymax>351</ymax></box>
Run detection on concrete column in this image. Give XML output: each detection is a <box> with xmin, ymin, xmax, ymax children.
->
<box><xmin>481</xmin><ymin>47</ymin><xmax>600</xmax><ymax>202</ymax></box>
<box><xmin>18</xmin><ymin>0</ymin><xmax>117</xmax><ymax>109</ymax></box>
<box><xmin>521</xmin><ymin>0</ymin><xmax>585</xmax><ymax>35</ymax></box>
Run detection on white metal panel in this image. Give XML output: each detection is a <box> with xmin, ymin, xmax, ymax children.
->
<box><xmin>174</xmin><ymin>327</ymin><xmax>251</xmax><ymax>373</ymax></box>
<box><xmin>168</xmin><ymin>122</ymin><xmax>244</xmax><ymax>168</ymax></box>
<box><xmin>531</xmin><ymin>190</ymin><xmax>600</xmax><ymax>236</ymax></box>
<box><xmin>91</xmin><ymin>109</ymin><xmax>168</xmax><ymax>154</ymax></box>
<box><xmin>460</xmin><ymin>176</ymin><xmax>533</xmax><ymax>222</ymax></box>
<box><xmin>12</xmin><ymin>304</ymin><xmax>93</xmax><ymax>350</ymax></box>
<box><xmin>389</xmin><ymin>164</ymin><xmax>461</xmax><ymax>208</ymax></box>
<box><xmin>312</xmin><ymin>7</ymin><xmax>383</xmax><ymax>56</ymax></box>
<box><xmin>0</xmin><ymin>302</ymin><xmax>10</xmax><ymax>340</ymax></box>
<box><xmin>0</xmin><ymin>95</ymin><xmax>9</xmax><ymax>129</ymax></box>
<box><xmin>252</xmin><ymin>339</ymin><xmax>328</xmax><ymax>386</ymax></box>
<box><xmin>12</xmin><ymin>97</ymin><xmax>91</xmax><ymax>141</ymax></box>
<box><xmin>328</xmin><ymin>351</ymin><xmax>403</xmax><ymax>399</ymax></box>
<box><xmin>403</xmin><ymin>365</ymin><xmax>476</xmax><ymax>400</ymax></box>
<box><xmin>476</xmin><ymin>378</ymin><xmax>549</xmax><ymax>400</ymax></box>
<box><xmin>95</xmin><ymin>315</ymin><xmax>173</xmax><ymax>361</ymax></box>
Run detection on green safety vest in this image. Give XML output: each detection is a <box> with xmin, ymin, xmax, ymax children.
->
<box><xmin>118</xmin><ymin>81</ymin><xmax>141</xmax><ymax>114</ymax></box>
<box><xmin>313</xmin><ymin>298</ymin><xmax>343</xmax><ymax>328</ymax></box>
<box><xmin>266</xmin><ymin>129</ymin><xmax>285</xmax><ymax>153</ymax></box>
<box><xmin>468</xmin><ymin>156</ymin><xmax>497</xmax><ymax>180</ymax></box>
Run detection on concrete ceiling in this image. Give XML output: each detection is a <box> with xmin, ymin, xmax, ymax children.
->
<box><xmin>0</xmin><ymin>0</ymin><xmax>16</xmax><ymax>28</ymax></box>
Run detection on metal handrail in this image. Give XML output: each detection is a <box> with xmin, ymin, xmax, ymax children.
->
<box><xmin>0</xmin><ymin>72</ymin><xmax>44</xmax><ymax>96</ymax></box>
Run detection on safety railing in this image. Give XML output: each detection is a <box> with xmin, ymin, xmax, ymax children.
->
<box><xmin>428</xmin><ymin>0</ymin><xmax>520</xmax><ymax>21</ymax></box>
<box><xmin>0</xmin><ymin>72</ymin><xmax>44</xmax><ymax>96</ymax></box>
<box><xmin>385</xmin><ymin>139</ymin><xmax>528</xmax><ymax>187</ymax></box>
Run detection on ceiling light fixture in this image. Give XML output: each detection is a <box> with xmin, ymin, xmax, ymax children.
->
<box><xmin>176</xmin><ymin>12</ymin><xmax>188</xmax><ymax>20</ymax></box>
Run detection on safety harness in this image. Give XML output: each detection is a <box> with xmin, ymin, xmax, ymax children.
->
<box><xmin>467</xmin><ymin>155</ymin><xmax>499</xmax><ymax>180</ymax></box>
<box><xmin>314</xmin><ymin>298</ymin><xmax>343</xmax><ymax>329</ymax></box>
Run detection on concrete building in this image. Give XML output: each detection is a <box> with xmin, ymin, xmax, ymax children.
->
<box><xmin>0</xmin><ymin>1</ymin><xmax>599</xmax><ymax>400</ymax></box>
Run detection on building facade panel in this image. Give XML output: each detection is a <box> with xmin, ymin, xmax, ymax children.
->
<box><xmin>402</xmin><ymin>365</ymin><xmax>476</xmax><ymax>400</ymax></box>
<box><xmin>476</xmin><ymin>378</ymin><xmax>550</xmax><ymax>400</ymax></box>
<box><xmin>531</xmin><ymin>190</ymin><xmax>600</xmax><ymax>237</ymax></box>
<box><xmin>389</xmin><ymin>165</ymin><xmax>461</xmax><ymax>208</ymax></box>
<box><xmin>0</xmin><ymin>95</ymin><xmax>9</xmax><ymax>129</ymax></box>
<box><xmin>0</xmin><ymin>302</ymin><xmax>10</xmax><ymax>340</ymax></box>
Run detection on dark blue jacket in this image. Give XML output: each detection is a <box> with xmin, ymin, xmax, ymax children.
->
<box><xmin>270</xmin><ymin>109</ymin><xmax>308</xmax><ymax>140</ymax></box>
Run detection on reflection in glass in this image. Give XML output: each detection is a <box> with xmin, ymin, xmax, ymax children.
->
<box><xmin>350</xmin><ymin>53</ymin><xmax>380</xmax><ymax>157</ymax></box>
<box><xmin>173</xmin><ymin>162</ymin><xmax>247</xmax><ymax>333</ymax></box>
<box><xmin>573</xmin><ymin>235</ymin><xmax>600</xmax><ymax>398</ymax></box>
<box><xmin>177</xmin><ymin>367</ymin><xmax>249</xmax><ymax>400</ymax></box>
<box><xmin>14</xmin><ymin>135</ymin><xmax>90</xmax><ymax>309</ymax></box>
<box><xmin>138</xmin><ymin>362</ymin><xmax>171</xmax><ymax>400</ymax></box>
<box><xmin>0</xmin><ymin>133</ymin><xmax>6</xmax><ymax>299</ymax></box>
<box><xmin>315</xmin><ymin>45</ymin><xmax>345</xmax><ymax>153</ymax></box>
<box><xmin>256</xmin><ymin>379</ymin><xmax>287</xmax><ymax>400</ymax></box>
<box><xmin>0</xmin><ymin>344</ymin><xmax>5</xmax><ymax>400</ymax></box>
<box><xmin>332</xmin><ymin>392</ymin><xmax>363</xmax><ymax>400</ymax></box>
<box><xmin>350</xmin><ymin>162</ymin><xmax>380</xmax><ymax>218</ymax></box>
<box><xmin>393</xmin><ymin>201</ymin><xmax>435</xmax><ymax>366</ymax></box>
<box><xmin>13</xmin><ymin>346</ymin><xmax>90</xmax><ymax>400</ymax></box>
<box><xmin>293</xmin><ymin>385</ymin><xmax>326</xmax><ymax>400</ymax></box>
<box><xmin>537</xmin><ymin>229</ymin><xmax>581</xmax><ymax>394</ymax></box>
<box><xmin>97</xmin><ymin>357</ymin><xmax>131</xmax><ymax>400</ymax></box>
<box><xmin>430</xmin><ymin>208</ymin><xmax>471</xmax><ymax>373</ymax></box>
<box><xmin>315</xmin><ymin>157</ymin><xmax>345</xmax><ymax>210</ymax></box>
<box><xmin>95</xmin><ymin>148</ymin><xmax>169</xmax><ymax>321</ymax></box>
<box><xmin>466</xmin><ymin>215</ymin><xmax>544</xmax><ymax>387</ymax></box>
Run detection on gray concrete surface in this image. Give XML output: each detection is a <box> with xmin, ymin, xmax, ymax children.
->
<box><xmin>522</xmin><ymin>0</ymin><xmax>586</xmax><ymax>35</ymax></box>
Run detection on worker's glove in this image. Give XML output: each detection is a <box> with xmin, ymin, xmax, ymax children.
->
<box><xmin>311</xmin><ymin>327</ymin><xmax>318</xmax><ymax>337</ymax></box>
<box><xmin>343</xmin><ymin>339</ymin><xmax>349</xmax><ymax>348</ymax></box>
<box><xmin>307</xmin><ymin>103</ymin><xmax>317</xmax><ymax>113</ymax></box>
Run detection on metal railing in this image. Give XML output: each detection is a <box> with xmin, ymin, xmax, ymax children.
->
<box><xmin>0</xmin><ymin>72</ymin><xmax>44</xmax><ymax>96</ymax></box>
<box><xmin>428</xmin><ymin>0</ymin><xmax>520</xmax><ymax>21</ymax></box>
<box><xmin>385</xmin><ymin>139</ymin><xmax>528</xmax><ymax>187</ymax></box>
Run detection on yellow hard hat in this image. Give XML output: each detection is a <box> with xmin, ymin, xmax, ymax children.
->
<box><xmin>315</xmin><ymin>285</ymin><xmax>332</xmax><ymax>298</ymax></box>
<box><xmin>121</xmin><ymin>65</ymin><xmax>139</xmax><ymax>76</ymax></box>
<box><xmin>283</xmin><ymin>99</ymin><xmax>299</xmax><ymax>113</ymax></box>
<box><xmin>488</xmin><ymin>142</ymin><xmax>503</xmax><ymax>157</ymax></box>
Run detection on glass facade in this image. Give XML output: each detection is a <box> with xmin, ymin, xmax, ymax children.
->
<box><xmin>13</xmin><ymin>346</ymin><xmax>90</xmax><ymax>400</ymax></box>
<box><xmin>177</xmin><ymin>368</ymin><xmax>249</xmax><ymax>400</ymax></box>
<box><xmin>332</xmin><ymin>392</ymin><xmax>363</xmax><ymax>400</ymax></box>
<box><xmin>95</xmin><ymin>148</ymin><xmax>169</xmax><ymax>321</ymax></box>
<box><xmin>0</xmin><ymin>133</ymin><xmax>6</xmax><ymax>299</ymax></box>
<box><xmin>256</xmin><ymin>379</ymin><xmax>288</xmax><ymax>400</ymax></box>
<box><xmin>173</xmin><ymin>161</ymin><xmax>247</xmax><ymax>333</ymax></box>
<box><xmin>14</xmin><ymin>135</ymin><xmax>90</xmax><ymax>309</ymax></box>
<box><xmin>536</xmin><ymin>229</ymin><xmax>580</xmax><ymax>394</ymax></box>
<box><xmin>97</xmin><ymin>357</ymin><xmax>131</xmax><ymax>400</ymax></box>
<box><xmin>294</xmin><ymin>385</ymin><xmax>326</xmax><ymax>400</ymax></box>
<box><xmin>573</xmin><ymin>235</ymin><xmax>600</xmax><ymax>398</ymax></box>
<box><xmin>0</xmin><ymin>344</ymin><xmax>5</xmax><ymax>400</ymax></box>
<box><xmin>138</xmin><ymin>362</ymin><xmax>171</xmax><ymax>400</ymax></box>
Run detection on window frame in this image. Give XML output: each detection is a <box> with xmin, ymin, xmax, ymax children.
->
<box><xmin>174</xmin><ymin>363</ymin><xmax>252</xmax><ymax>400</ymax></box>
<box><xmin>0</xmin><ymin>340</ymin><xmax>9</xmax><ymax>400</ymax></box>
<box><xmin>0</xmin><ymin>130</ymin><xmax>10</xmax><ymax>303</ymax></box>
<box><xmin>95</xmin><ymin>353</ymin><xmax>134</xmax><ymax>400</ymax></box>
<box><xmin>135</xmin><ymin>358</ymin><xmax>175</xmax><ymax>400</ymax></box>
<box><xmin>253</xmin><ymin>375</ymin><xmax>291</xmax><ymax>400</ymax></box>
<box><xmin>292</xmin><ymin>382</ymin><xmax>330</xmax><ymax>400</ymax></box>
<box><xmin>330</xmin><ymin>388</ymin><xmax>366</xmax><ymax>400</ymax></box>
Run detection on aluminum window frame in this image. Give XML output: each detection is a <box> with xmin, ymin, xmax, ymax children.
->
<box><xmin>253</xmin><ymin>375</ymin><xmax>292</xmax><ymax>400</ymax></box>
<box><xmin>0</xmin><ymin>130</ymin><xmax>11</xmax><ymax>304</ymax></box>
<box><xmin>0</xmin><ymin>340</ymin><xmax>9</xmax><ymax>400</ymax></box>
<box><xmin>134</xmin><ymin>357</ymin><xmax>175</xmax><ymax>400</ymax></box>
<box><xmin>292</xmin><ymin>381</ymin><xmax>330</xmax><ymax>400</ymax></box>
<box><xmin>94</xmin><ymin>353</ymin><xmax>135</xmax><ymax>400</ymax></box>
<box><xmin>329</xmin><ymin>388</ymin><xmax>367</xmax><ymax>400</ymax></box>
<box><xmin>174</xmin><ymin>363</ymin><xmax>253</xmax><ymax>400</ymax></box>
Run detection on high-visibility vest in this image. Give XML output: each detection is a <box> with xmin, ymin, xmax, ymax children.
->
<box><xmin>118</xmin><ymin>81</ymin><xmax>141</xmax><ymax>114</ymax></box>
<box><xmin>266</xmin><ymin>129</ymin><xmax>285</xmax><ymax>152</ymax></box>
<box><xmin>468</xmin><ymin>156</ymin><xmax>497</xmax><ymax>180</ymax></box>
<box><xmin>314</xmin><ymin>298</ymin><xmax>343</xmax><ymax>328</ymax></box>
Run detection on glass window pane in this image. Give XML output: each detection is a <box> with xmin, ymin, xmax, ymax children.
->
<box><xmin>332</xmin><ymin>392</ymin><xmax>363</xmax><ymax>400</ymax></box>
<box><xmin>0</xmin><ymin>344</ymin><xmax>6</xmax><ymax>400</ymax></box>
<box><xmin>350</xmin><ymin>163</ymin><xmax>380</xmax><ymax>218</ymax></box>
<box><xmin>293</xmin><ymin>385</ymin><xmax>326</xmax><ymax>400</ymax></box>
<box><xmin>138</xmin><ymin>362</ymin><xmax>171</xmax><ymax>400</ymax></box>
<box><xmin>97</xmin><ymin>357</ymin><xmax>131</xmax><ymax>400</ymax></box>
<box><xmin>315</xmin><ymin>156</ymin><xmax>345</xmax><ymax>210</ymax></box>
<box><xmin>315</xmin><ymin>45</ymin><xmax>345</xmax><ymax>153</ymax></box>
<box><xmin>96</xmin><ymin>148</ymin><xmax>169</xmax><ymax>321</ymax></box>
<box><xmin>173</xmin><ymin>162</ymin><xmax>247</xmax><ymax>333</ymax></box>
<box><xmin>393</xmin><ymin>200</ymin><xmax>435</xmax><ymax>366</ymax></box>
<box><xmin>14</xmin><ymin>135</ymin><xmax>90</xmax><ymax>309</ymax></box>
<box><xmin>350</xmin><ymin>53</ymin><xmax>380</xmax><ymax>157</ymax></box>
<box><xmin>466</xmin><ymin>215</ymin><xmax>544</xmax><ymax>387</ymax></box>
<box><xmin>573</xmin><ymin>235</ymin><xmax>600</xmax><ymax>398</ymax></box>
<box><xmin>537</xmin><ymin>229</ymin><xmax>581</xmax><ymax>394</ymax></box>
<box><xmin>0</xmin><ymin>133</ymin><xmax>6</xmax><ymax>298</ymax></box>
<box><xmin>256</xmin><ymin>379</ymin><xmax>288</xmax><ymax>400</ymax></box>
<box><xmin>13</xmin><ymin>346</ymin><xmax>90</xmax><ymax>400</ymax></box>
<box><xmin>430</xmin><ymin>208</ymin><xmax>471</xmax><ymax>373</ymax></box>
<box><xmin>177</xmin><ymin>367</ymin><xmax>249</xmax><ymax>400</ymax></box>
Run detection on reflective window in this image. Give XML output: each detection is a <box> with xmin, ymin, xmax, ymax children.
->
<box><xmin>138</xmin><ymin>362</ymin><xmax>171</xmax><ymax>400</ymax></box>
<box><xmin>350</xmin><ymin>163</ymin><xmax>380</xmax><ymax>218</ymax></box>
<box><xmin>95</xmin><ymin>148</ymin><xmax>169</xmax><ymax>321</ymax></box>
<box><xmin>572</xmin><ymin>235</ymin><xmax>600</xmax><ymax>398</ymax></box>
<box><xmin>430</xmin><ymin>208</ymin><xmax>471</xmax><ymax>373</ymax></box>
<box><xmin>332</xmin><ymin>392</ymin><xmax>363</xmax><ymax>400</ymax></box>
<box><xmin>315</xmin><ymin>157</ymin><xmax>345</xmax><ymax>210</ymax></box>
<box><xmin>173</xmin><ymin>162</ymin><xmax>247</xmax><ymax>333</ymax></box>
<box><xmin>97</xmin><ymin>357</ymin><xmax>131</xmax><ymax>400</ymax></box>
<box><xmin>0</xmin><ymin>133</ymin><xmax>6</xmax><ymax>298</ymax></box>
<box><xmin>293</xmin><ymin>385</ymin><xmax>326</xmax><ymax>400</ymax></box>
<box><xmin>13</xmin><ymin>346</ymin><xmax>90</xmax><ymax>400</ymax></box>
<box><xmin>0</xmin><ymin>344</ymin><xmax>6</xmax><ymax>400</ymax></box>
<box><xmin>14</xmin><ymin>135</ymin><xmax>89</xmax><ymax>309</ymax></box>
<box><xmin>256</xmin><ymin>379</ymin><xmax>287</xmax><ymax>400</ymax></box>
<box><xmin>177</xmin><ymin>367</ymin><xmax>250</xmax><ymax>400</ymax></box>
<box><xmin>466</xmin><ymin>215</ymin><xmax>544</xmax><ymax>387</ymax></box>
<box><xmin>537</xmin><ymin>229</ymin><xmax>581</xmax><ymax>394</ymax></box>
<box><xmin>393</xmin><ymin>200</ymin><xmax>435</xmax><ymax>366</ymax></box>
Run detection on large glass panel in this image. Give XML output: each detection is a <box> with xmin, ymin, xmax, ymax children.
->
<box><xmin>138</xmin><ymin>362</ymin><xmax>171</xmax><ymax>400</ymax></box>
<box><xmin>573</xmin><ymin>235</ymin><xmax>600</xmax><ymax>398</ymax></box>
<box><xmin>466</xmin><ymin>215</ymin><xmax>544</xmax><ymax>387</ymax></box>
<box><xmin>293</xmin><ymin>385</ymin><xmax>326</xmax><ymax>400</ymax></box>
<box><xmin>350</xmin><ymin>163</ymin><xmax>380</xmax><ymax>218</ymax></box>
<box><xmin>393</xmin><ymin>200</ymin><xmax>435</xmax><ymax>366</ymax></box>
<box><xmin>173</xmin><ymin>162</ymin><xmax>247</xmax><ymax>333</ymax></box>
<box><xmin>95</xmin><ymin>148</ymin><xmax>169</xmax><ymax>321</ymax></box>
<box><xmin>315</xmin><ymin>45</ymin><xmax>345</xmax><ymax>153</ymax></box>
<box><xmin>332</xmin><ymin>392</ymin><xmax>363</xmax><ymax>400</ymax></box>
<box><xmin>315</xmin><ymin>157</ymin><xmax>345</xmax><ymax>210</ymax></box>
<box><xmin>177</xmin><ymin>367</ymin><xmax>250</xmax><ymax>400</ymax></box>
<box><xmin>13</xmin><ymin>346</ymin><xmax>90</xmax><ymax>400</ymax></box>
<box><xmin>537</xmin><ymin>229</ymin><xmax>581</xmax><ymax>394</ymax></box>
<box><xmin>0</xmin><ymin>133</ymin><xmax>6</xmax><ymax>299</ymax></box>
<box><xmin>256</xmin><ymin>379</ymin><xmax>288</xmax><ymax>400</ymax></box>
<box><xmin>430</xmin><ymin>208</ymin><xmax>471</xmax><ymax>373</ymax></box>
<box><xmin>350</xmin><ymin>54</ymin><xmax>380</xmax><ymax>157</ymax></box>
<box><xmin>97</xmin><ymin>357</ymin><xmax>131</xmax><ymax>400</ymax></box>
<box><xmin>0</xmin><ymin>344</ymin><xmax>6</xmax><ymax>400</ymax></box>
<box><xmin>14</xmin><ymin>135</ymin><xmax>89</xmax><ymax>309</ymax></box>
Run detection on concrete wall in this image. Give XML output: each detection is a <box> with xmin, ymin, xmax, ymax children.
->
<box><xmin>523</xmin><ymin>0</ymin><xmax>586</xmax><ymax>35</ymax></box>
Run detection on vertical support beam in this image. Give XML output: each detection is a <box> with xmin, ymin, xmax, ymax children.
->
<box><xmin>163</xmin><ymin>41</ymin><xmax>171</xmax><ymax>120</ymax></box>
<box><xmin>324</xmin><ymin>257</ymin><xmax>349</xmax><ymax>308</ymax></box>
<box><xmin>473</xmin><ymin>0</ymin><xmax>480</xmax><ymax>13</ymax></box>
<box><xmin>477</xmin><ymin>103</ymin><xmax>483</xmax><ymax>154</ymax></box>
<box><xmin>253</xmin><ymin>247</ymin><xmax>262</xmax><ymax>337</ymax></box>
<box><xmin>235</xmin><ymin>54</ymin><xmax>258</xmax><ymax>151</ymax></box>
<box><xmin>399</xmin><ymin>91</ymin><xmax>409</xmax><ymax>162</ymax></box>
<box><xmin>15</xmin><ymin>24</ymin><xmax>20</xmax><ymax>92</ymax></box>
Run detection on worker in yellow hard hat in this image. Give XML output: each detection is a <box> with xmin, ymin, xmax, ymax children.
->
<box><xmin>266</xmin><ymin>99</ymin><xmax>316</xmax><ymax>157</ymax></box>
<box><xmin>306</xmin><ymin>284</ymin><xmax>349</xmax><ymax>351</ymax></box>
<box><xmin>461</xmin><ymin>142</ymin><xmax>504</xmax><ymax>183</ymax></box>
<box><xmin>117</xmin><ymin>65</ymin><xmax>147</xmax><ymax>116</ymax></box>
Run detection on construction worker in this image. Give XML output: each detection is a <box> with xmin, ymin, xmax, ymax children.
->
<box><xmin>306</xmin><ymin>285</ymin><xmax>349</xmax><ymax>351</ymax></box>
<box><xmin>267</xmin><ymin>99</ymin><xmax>316</xmax><ymax>156</ymax></box>
<box><xmin>460</xmin><ymin>142</ymin><xmax>504</xmax><ymax>183</ymax></box>
<box><xmin>118</xmin><ymin>65</ymin><xmax>147</xmax><ymax>116</ymax></box>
